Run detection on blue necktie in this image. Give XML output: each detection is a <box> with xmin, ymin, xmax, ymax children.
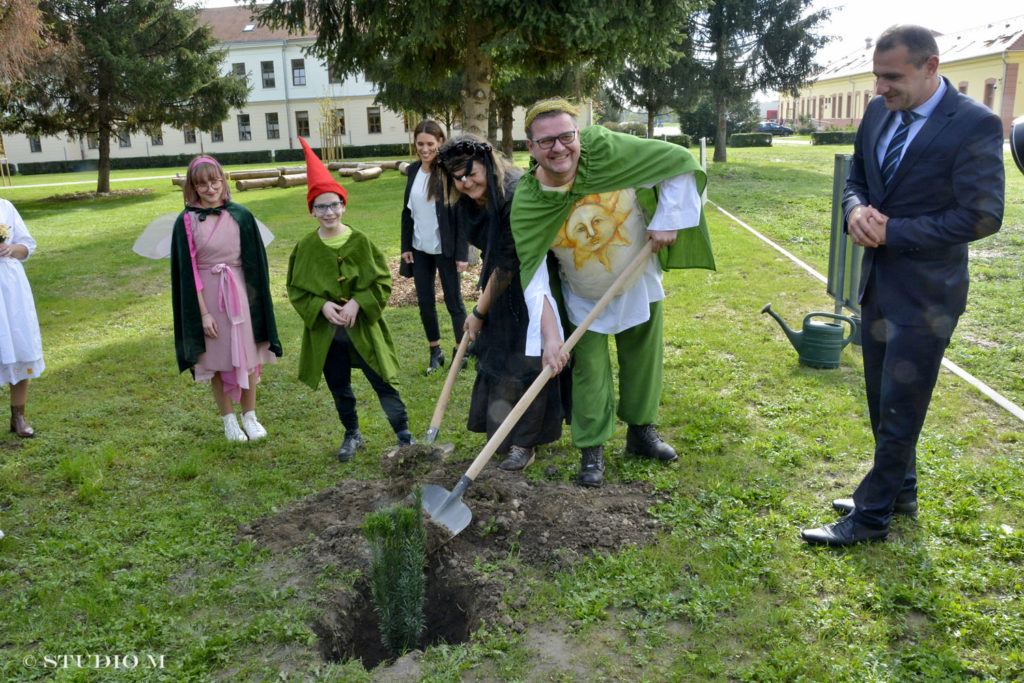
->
<box><xmin>881</xmin><ymin>110</ymin><xmax>920</xmax><ymax>186</ymax></box>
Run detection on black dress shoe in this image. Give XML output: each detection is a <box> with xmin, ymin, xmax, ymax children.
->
<box><xmin>801</xmin><ymin>513</ymin><xmax>889</xmax><ymax>546</ymax></box>
<box><xmin>426</xmin><ymin>346</ymin><xmax>444</xmax><ymax>374</ymax></box>
<box><xmin>336</xmin><ymin>429</ymin><xmax>365</xmax><ymax>462</ymax></box>
<box><xmin>577</xmin><ymin>445</ymin><xmax>605</xmax><ymax>487</ymax></box>
<box><xmin>499</xmin><ymin>445</ymin><xmax>535</xmax><ymax>471</ymax></box>
<box><xmin>625</xmin><ymin>424</ymin><xmax>677</xmax><ymax>462</ymax></box>
<box><xmin>832</xmin><ymin>497</ymin><xmax>918</xmax><ymax>517</ymax></box>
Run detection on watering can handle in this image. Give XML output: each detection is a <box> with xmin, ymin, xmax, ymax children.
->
<box><xmin>803</xmin><ymin>312</ymin><xmax>857</xmax><ymax>344</ymax></box>
<box><xmin>462</xmin><ymin>242</ymin><xmax>656</xmax><ymax>482</ymax></box>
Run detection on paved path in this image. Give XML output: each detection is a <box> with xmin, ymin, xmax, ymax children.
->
<box><xmin>0</xmin><ymin>175</ymin><xmax>176</xmax><ymax>191</ymax></box>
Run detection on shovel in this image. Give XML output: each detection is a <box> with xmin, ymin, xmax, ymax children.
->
<box><xmin>422</xmin><ymin>242</ymin><xmax>656</xmax><ymax>536</ymax></box>
<box><xmin>423</xmin><ymin>333</ymin><xmax>471</xmax><ymax>446</ymax></box>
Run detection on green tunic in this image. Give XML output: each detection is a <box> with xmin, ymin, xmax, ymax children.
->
<box><xmin>170</xmin><ymin>202</ymin><xmax>282</xmax><ymax>374</ymax></box>
<box><xmin>510</xmin><ymin>124</ymin><xmax>715</xmax><ymax>289</ymax></box>
<box><xmin>286</xmin><ymin>226</ymin><xmax>399</xmax><ymax>389</ymax></box>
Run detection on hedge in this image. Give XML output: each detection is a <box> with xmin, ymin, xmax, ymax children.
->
<box><xmin>728</xmin><ymin>132</ymin><xmax>773</xmax><ymax>147</ymax></box>
<box><xmin>811</xmin><ymin>131</ymin><xmax>857</xmax><ymax>145</ymax></box>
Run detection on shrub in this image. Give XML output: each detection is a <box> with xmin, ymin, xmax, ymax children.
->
<box><xmin>729</xmin><ymin>132</ymin><xmax>773</xmax><ymax>147</ymax></box>
<box><xmin>361</xmin><ymin>488</ymin><xmax>427</xmax><ymax>656</ymax></box>
<box><xmin>811</xmin><ymin>131</ymin><xmax>857</xmax><ymax>145</ymax></box>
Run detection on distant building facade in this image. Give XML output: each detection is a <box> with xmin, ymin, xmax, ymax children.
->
<box><xmin>779</xmin><ymin>15</ymin><xmax>1024</xmax><ymax>137</ymax></box>
<box><xmin>1</xmin><ymin>6</ymin><xmax>527</xmax><ymax>167</ymax></box>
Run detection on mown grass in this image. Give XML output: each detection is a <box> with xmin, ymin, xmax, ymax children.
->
<box><xmin>0</xmin><ymin>144</ymin><xmax>1021</xmax><ymax>681</ymax></box>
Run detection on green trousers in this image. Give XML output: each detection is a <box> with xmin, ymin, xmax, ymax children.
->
<box><xmin>569</xmin><ymin>300</ymin><xmax>663</xmax><ymax>448</ymax></box>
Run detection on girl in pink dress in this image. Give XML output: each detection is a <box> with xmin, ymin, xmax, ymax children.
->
<box><xmin>171</xmin><ymin>157</ymin><xmax>282</xmax><ymax>442</ymax></box>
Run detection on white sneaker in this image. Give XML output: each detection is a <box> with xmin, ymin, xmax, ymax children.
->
<box><xmin>223</xmin><ymin>414</ymin><xmax>248</xmax><ymax>442</ymax></box>
<box><xmin>240</xmin><ymin>411</ymin><xmax>267</xmax><ymax>441</ymax></box>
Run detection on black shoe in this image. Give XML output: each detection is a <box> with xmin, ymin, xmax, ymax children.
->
<box><xmin>336</xmin><ymin>429</ymin><xmax>365</xmax><ymax>462</ymax></box>
<box><xmin>426</xmin><ymin>346</ymin><xmax>444</xmax><ymax>374</ymax></box>
<box><xmin>832</xmin><ymin>497</ymin><xmax>918</xmax><ymax>517</ymax></box>
<box><xmin>625</xmin><ymin>424</ymin><xmax>678</xmax><ymax>462</ymax></box>
<box><xmin>453</xmin><ymin>345</ymin><xmax>467</xmax><ymax>371</ymax></box>
<box><xmin>577</xmin><ymin>445</ymin><xmax>605</xmax><ymax>487</ymax></box>
<box><xmin>396</xmin><ymin>429</ymin><xmax>416</xmax><ymax>447</ymax></box>
<box><xmin>800</xmin><ymin>513</ymin><xmax>889</xmax><ymax>546</ymax></box>
<box><xmin>499</xmin><ymin>445</ymin><xmax>535</xmax><ymax>471</ymax></box>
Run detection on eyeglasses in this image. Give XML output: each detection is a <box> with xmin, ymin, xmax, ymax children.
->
<box><xmin>196</xmin><ymin>179</ymin><xmax>222</xmax><ymax>191</ymax></box>
<box><xmin>531</xmin><ymin>130</ymin><xmax>577</xmax><ymax>150</ymax></box>
<box><xmin>312</xmin><ymin>201</ymin><xmax>344</xmax><ymax>215</ymax></box>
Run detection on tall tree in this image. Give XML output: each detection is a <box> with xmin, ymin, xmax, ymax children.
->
<box><xmin>4</xmin><ymin>0</ymin><xmax>248</xmax><ymax>192</ymax></box>
<box><xmin>254</xmin><ymin>0</ymin><xmax>697</xmax><ymax>138</ymax></box>
<box><xmin>688</xmin><ymin>0</ymin><xmax>830</xmax><ymax>161</ymax></box>
<box><xmin>608</xmin><ymin>33</ymin><xmax>700</xmax><ymax>138</ymax></box>
<box><xmin>0</xmin><ymin>0</ymin><xmax>57</xmax><ymax>95</ymax></box>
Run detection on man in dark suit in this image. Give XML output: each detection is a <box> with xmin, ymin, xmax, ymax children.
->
<box><xmin>801</xmin><ymin>25</ymin><xmax>1005</xmax><ymax>546</ymax></box>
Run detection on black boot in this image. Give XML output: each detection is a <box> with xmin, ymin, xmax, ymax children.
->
<box><xmin>577</xmin><ymin>445</ymin><xmax>605</xmax><ymax>487</ymax></box>
<box><xmin>336</xmin><ymin>429</ymin><xmax>365</xmax><ymax>462</ymax></box>
<box><xmin>395</xmin><ymin>429</ymin><xmax>416</xmax><ymax>447</ymax></box>
<box><xmin>426</xmin><ymin>345</ymin><xmax>445</xmax><ymax>374</ymax></box>
<box><xmin>625</xmin><ymin>424</ymin><xmax>677</xmax><ymax>462</ymax></box>
<box><xmin>499</xmin><ymin>445</ymin><xmax>535</xmax><ymax>471</ymax></box>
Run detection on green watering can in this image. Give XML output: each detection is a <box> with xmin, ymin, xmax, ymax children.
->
<box><xmin>761</xmin><ymin>303</ymin><xmax>857</xmax><ymax>369</ymax></box>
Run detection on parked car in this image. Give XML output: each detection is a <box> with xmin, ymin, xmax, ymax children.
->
<box><xmin>756</xmin><ymin>122</ymin><xmax>794</xmax><ymax>136</ymax></box>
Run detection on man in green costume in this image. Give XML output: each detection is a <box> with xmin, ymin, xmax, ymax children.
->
<box><xmin>510</xmin><ymin>98</ymin><xmax>715</xmax><ymax>487</ymax></box>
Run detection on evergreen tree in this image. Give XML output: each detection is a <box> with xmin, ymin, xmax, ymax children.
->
<box><xmin>608</xmin><ymin>33</ymin><xmax>699</xmax><ymax>138</ymax></box>
<box><xmin>4</xmin><ymin>0</ymin><xmax>248</xmax><ymax>192</ymax></box>
<box><xmin>254</xmin><ymin>0</ymin><xmax>697</xmax><ymax>137</ymax></box>
<box><xmin>361</xmin><ymin>489</ymin><xmax>428</xmax><ymax>656</ymax></box>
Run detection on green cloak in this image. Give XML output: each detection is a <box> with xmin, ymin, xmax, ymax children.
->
<box><xmin>286</xmin><ymin>226</ymin><xmax>400</xmax><ymax>389</ymax></box>
<box><xmin>170</xmin><ymin>202</ymin><xmax>282</xmax><ymax>374</ymax></box>
<box><xmin>510</xmin><ymin>124</ymin><xmax>715</xmax><ymax>289</ymax></box>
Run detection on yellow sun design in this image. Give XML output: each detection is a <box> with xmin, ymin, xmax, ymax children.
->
<box><xmin>554</xmin><ymin>191</ymin><xmax>632</xmax><ymax>271</ymax></box>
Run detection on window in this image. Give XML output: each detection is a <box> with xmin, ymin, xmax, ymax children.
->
<box><xmin>295</xmin><ymin>110</ymin><xmax>310</xmax><ymax>138</ymax></box>
<box><xmin>291</xmin><ymin>58</ymin><xmax>306</xmax><ymax>86</ymax></box>
<box><xmin>87</xmin><ymin>134</ymin><xmax>98</xmax><ymax>149</ymax></box>
<box><xmin>266</xmin><ymin>112</ymin><xmax>280</xmax><ymax>140</ymax></box>
<box><xmin>232</xmin><ymin>62</ymin><xmax>245</xmax><ymax>77</ymax></box>
<box><xmin>334</xmin><ymin>108</ymin><xmax>346</xmax><ymax>135</ymax></box>
<box><xmin>261</xmin><ymin>61</ymin><xmax>275</xmax><ymax>88</ymax></box>
<box><xmin>118</xmin><ymin>132</ymin><xmax>131</xmax><ymax>148</ymax></box>
<box><xmin>237</xmin><ymin>114</ymin><xmax>252</xmax><ymax>141</ymax></box>
<box><xmin>210</xmin><ymin>123</ymin><xmax>223</xmax><ymax>143</ymax></box>
<box><xmin>984</xmin><ymin>79</ymin><xmax>996</xmax><ymax>109</ymax></box>
<box><xmin>183</xmin><ymin>123</ymin><xmax>196</xmax><ymax>144</ymax></box>
<box><xmin>29</xmin><ymin>137</ymin><xmax>41</xmax><ymax>153</ymax></box>
<box><xmin>327</xmin><ymin>66</ymin><xmax>342</xmax><ymax>84</ymax></box>
<box><xmin>367</xmin><ymin>106</ymin><xmax>381</xmax><ymax>134</ymax></box>
<box><xmin>151</xmin><ymin>132</ymin><xmax>163</xmax><ymax>146</ymax></box>
<box><xmin>243</xmin><ymin>23</ymin><xmax>255</xmax><ymax>32</ymax></box>
<box><xmin>958</xmin><ymin>81</ymin><xmax>969</xmax><ymax>95</ymax></box>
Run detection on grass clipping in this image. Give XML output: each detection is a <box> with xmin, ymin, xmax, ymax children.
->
<box><xmin>361</xmin><ymin>488</ymin><xmax>427</xmax><ymax>656</ymax></box>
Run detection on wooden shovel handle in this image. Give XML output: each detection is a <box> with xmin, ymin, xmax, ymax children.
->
<box><xmin>428</xmin><ymin>333</ymin><xmax>470</xmax><ymax>432</ymax></box>
<box><xmin>463</xmin><ymin>242</ymin><xmax>655</xmax><ymax>481</ymax></box>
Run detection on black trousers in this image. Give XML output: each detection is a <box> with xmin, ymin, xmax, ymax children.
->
<box><xmin>323</xmin><ymin>328</ymin><xmax>408</xmax><ymax>434</ymax></box>
<box><xmin>411</xmin><ymin>248</ymin><xmax>466</xmax><ymax>345</ymax></box>
<box><xmin>852</xmin><ymin>281</ymin><xmax>955</xmax><ymax>528</ymax></box>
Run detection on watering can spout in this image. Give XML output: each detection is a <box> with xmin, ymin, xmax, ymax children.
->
<box><xmin>761</xmin><ymin>303</ymin><xmax>803</xmax><ymax>353</ymax></box>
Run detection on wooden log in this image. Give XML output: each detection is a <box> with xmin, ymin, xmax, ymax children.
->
<box><xmin>277</xmin><ymin>166</ymin><xmax>306</xmax><ymax>175</ymax></box>
<box><xmin>171</xmin><ymin>175</ymin><xmax>185</xmax><ymax>186</ymax></box>
<box><xmin>353</xmin><ymin>167</ymin><xmax>383</xmax><ymax>182</ymax></box>
<box><xmin>375</xmin><ymin>160</ymin><xmax>402</xmax><ymax>171</ymax></box>
<box><xmin>229</xmin><ymin>168</ymin><xmax>282</xmax><ymax>180</ymax></box>
<box><xmin>398</xmin><ymin>162</ymin><xmax>410</xmax><ymax>176</ymax></box>
<box><xmin>337</xmin><ymin>166</ymin><xmax>372</xmax><ymax>177</ymax></box>
<box><xmin>235</xmin><ymin>177</ymin><xmax>280</xmax><ymax>191</ymax></box>
<box><xmin>277</xmin><ymin>173</ymin><xmax>307</xmax><ymax>188</ymax></box>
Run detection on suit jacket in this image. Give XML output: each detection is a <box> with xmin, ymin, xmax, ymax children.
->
<box><xmin>400</xmin><ymin>160</ymin><xmax>469</xmax><ymax>262</ymax></box>
<box><xmin>843</xmin><ymin>76</ymin><xmax>1004</xmax><ymax>329</ymax></box>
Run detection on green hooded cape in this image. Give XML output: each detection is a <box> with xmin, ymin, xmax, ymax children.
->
<box><xmin>170</xmin><ymin>202</ymin><xmax>282</xmax><ymax>374</ymax></box>
<box><xmin>510</xmin><ymin>125</ymin><xmax>715</xmax><ymax>289</ymax></box>
<box><xmin>286</xmin><ymin>226</ymin><xmax>399</xmax><ymax>389</ymax></box>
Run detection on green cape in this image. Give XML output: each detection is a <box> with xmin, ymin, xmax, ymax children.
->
<box><xmin>286</xmin><ymin>226</ymin><xmax>399</xmax><ymax>389</ymax></box>
<box><xmin>170</xmin><ymin>202</ymin><xmax>282</xmax><ymax>374</ymax></box>
<box><xmin>510</xmin><ymin>125</ymin><xmax>715</xmax><ymax>289</ymax></box>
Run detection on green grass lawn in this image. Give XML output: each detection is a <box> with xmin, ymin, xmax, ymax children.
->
<box><xmin>0</xmin><ymin>145</ymin><xmax>1022</xmax><ymax>681</ymax></box>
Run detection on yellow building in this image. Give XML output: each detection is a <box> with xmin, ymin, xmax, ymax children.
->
<box><xmin>779</xmin><ymin>16</ymin><xmax>1024</xmax><ymax>137</ymax></box>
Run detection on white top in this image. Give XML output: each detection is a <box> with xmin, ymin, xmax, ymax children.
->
<box><xmin>523</xmin><ymin>172</ymin><xmax>701</xmax><ymax>355</ymax></box>
<box><xmin>407</xmin><ymin>168</ymin><xmax>441</xmax><ymax>255</ymax></box>
<box><xmin>0</xmin><ymin>198</ymin><xmax>44</xmax><ymax>384</ymax></box>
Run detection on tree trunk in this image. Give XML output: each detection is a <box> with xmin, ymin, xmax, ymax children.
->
<box><xmin>713</xmin><ymin>96</ymin><xmax>728</xmax><ymax>163</ymax></box>
<box><xmin>97</xmin><ymin>126</ymin><xmax>111</xmax><ymax>193</ymax></box>
<box><xmin>647</xmin><ymin>109</ymin><xmax>656</xmax><ymax>138</ymax></box>
<box><xmin>486</xmin><ymin>101</ymin><xmax>498</xmax><ymax>148</ymax></box>
<box><xmin>500</xmin><ymin>101</ymin><xmax>514</xmax><ymax>159</ymax></box>
<box><xmin>461</xmin><ymin>22</ymin><xmax>492</xmax><ymax>138</ymax></box>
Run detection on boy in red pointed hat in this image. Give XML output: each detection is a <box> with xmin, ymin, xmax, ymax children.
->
<box><xmin>286</xmin><ymin>138</ymin><xmax>413</xmax><ymax>461</ymax></box>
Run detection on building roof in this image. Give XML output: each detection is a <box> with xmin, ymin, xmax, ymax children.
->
<box><xmin>198</xmin><ymin>5</ymin><xmax>309</xmax><ymax>44</ymax></box>
<box><xmin>815</xmin><ymin>15</ymin><xmax>1024</xmax><ymax>81</ymax></box>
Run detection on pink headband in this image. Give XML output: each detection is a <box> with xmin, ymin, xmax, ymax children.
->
<box><xmin>189</xmin><ymin>156</ymin><xmax>219</xmax><ymax>171</ymax></box>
